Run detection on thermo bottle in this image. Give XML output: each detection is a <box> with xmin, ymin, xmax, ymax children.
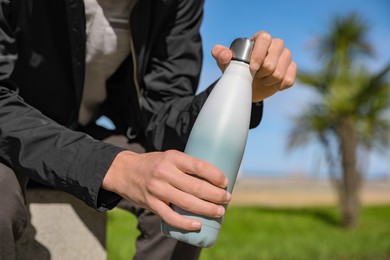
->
<box><xmin>161</xmin><ymin>37</ymin><xmax>254</xmax><ymax>247</ymax></box>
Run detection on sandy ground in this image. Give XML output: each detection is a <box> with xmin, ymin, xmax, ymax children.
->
<box><xmin>230</xmin><ymin>177</ymin><xmax>390</xmax><ymax>207</ymax></box>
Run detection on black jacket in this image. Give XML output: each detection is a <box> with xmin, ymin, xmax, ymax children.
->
<box><xmin>0</xmin><ymin>0</ymin><xmax>263</xmax><ymax>210</ymax></box>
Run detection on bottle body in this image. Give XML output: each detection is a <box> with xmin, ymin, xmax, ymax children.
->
<box><xmin>161</xmin><ymin>60</ymin><xmax>253</xmax><ymax>247</ymax></box>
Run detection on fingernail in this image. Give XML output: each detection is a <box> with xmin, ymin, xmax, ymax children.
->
<box><xmin>217</xmin><ymin>206</ymin><xmax>225</xmax><ymax>217</ymax></box>
<box><xmin>192</xmin><ymin>221</ymin><xmax>202</xmax><ymax>230</ymax></box>
<box><xmin>219</xmin><ymin>50</ymin><xmax>230</xmax><ymax>63</ymax></box>
<box><xmin>226</xmin><ymin>192</ymin><xmax>232</xmax><ymax>202</ymax></box>
<box><xmin>223</xmin><ymin>178</ymin><xmax>229</xmax><ymax>187</ymax></box>
<box><xmin>250</xmin><ymin>63</ymin><xmax>260</xmax><ymax>71</ymax></box>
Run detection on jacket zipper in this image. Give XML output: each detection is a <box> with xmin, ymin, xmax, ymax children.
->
<box><xmin>129</xmin><ymin>1</ymin><xmax>141</xmax><ymax>111</ymax></box>
<box><xmin>127</xmin><ymin>0</ymin><xmax>141</xmax><ymax>140</ymax></box>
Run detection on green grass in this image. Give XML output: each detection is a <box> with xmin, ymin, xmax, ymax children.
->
<box><xmin>107</xmin><ymin>205</ymin><xmax>390</xmax><ymax>260</ymax></box>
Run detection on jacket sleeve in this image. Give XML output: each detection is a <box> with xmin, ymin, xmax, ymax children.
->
<box><xmin>0</xmin><ymin>1</ymin><xmax>122</xmax><ymax>211</ymax></box>
<box><xmin>140</xmin><ymin>0</ymin><xmax>263</xmax><ymax>152</ymax></box>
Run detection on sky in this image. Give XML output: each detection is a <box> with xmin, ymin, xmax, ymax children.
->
<box><xmin>197</xmin><ymin>0</ymin><xmax>390</xmax><ymax>179</ymax></box>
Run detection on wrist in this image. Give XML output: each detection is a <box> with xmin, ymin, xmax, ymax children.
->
<box><xmin>102</xmin><ymin>150</ymin><xmax>136</xmax><ymax>194</ymax></box>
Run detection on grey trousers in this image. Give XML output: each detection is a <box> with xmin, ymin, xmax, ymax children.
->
<box><xmin>0</xmin><ymin>163</ymin><xmax>29</xmax><ymax>260</ymax></box>
<box><xmin>0</xmin><ymin>140</ymin><xmax>201</xmax><ymax>260</ymax></box>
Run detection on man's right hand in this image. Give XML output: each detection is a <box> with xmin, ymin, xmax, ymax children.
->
<box><xmin>102</xmin><ymin>150</ymin><xmax>231</xmax><ymax>231</ymax></box>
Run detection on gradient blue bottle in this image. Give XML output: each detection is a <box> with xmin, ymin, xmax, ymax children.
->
<box><xmin>161</xmin><ymin>38</ymin><xmax>254</xmax><ymax>247</ymax></box>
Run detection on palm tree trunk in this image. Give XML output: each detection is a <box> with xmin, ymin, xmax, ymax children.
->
<box><xmin>337</xmin><ymin>116</ymin><xmax>362</xmax><ymax>228</ymax></box>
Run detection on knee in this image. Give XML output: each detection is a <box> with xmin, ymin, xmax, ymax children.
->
<box><xmin>0</xmin><ymin>164</ymin><xmax>29</xmax><ymax>241</ymax></box>
<box><xmin>0</xmin><ymin>195</ymin><xmax>29</xmax><ymax>241</ymax></box>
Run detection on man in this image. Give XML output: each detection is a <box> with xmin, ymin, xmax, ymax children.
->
<box><xmin>0</xmin><ymin>0</ymin><xmax>296</xmax><ymax>259</ymax></box>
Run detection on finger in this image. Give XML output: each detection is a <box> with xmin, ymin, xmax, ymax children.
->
<box><xmin>260</xmin><ymin>47</ymin><xmax>292</xmax><ymax>87</ymax></box>
<box><xmin>279</xmin><ymin>61</ymin><xmax>297</xmax><ymax>90</ymax></box>
<box><xmin>254</xmin><ymin>38</ymin><xmax>285</xmax><ymax>79</ymax></box>
<box><xmin>174</xmin><ymin>152</ymin><xmax>229</xmax><ymax>189</ymax></box>
<box><xmin>211</xmin><ymin>44</ymin><xmax>232</xmax><ymax>71</ymax></box>
<box><xmin>153</xmin><ymin>181</ymin><xmax>227</xmax><ymax>219</ymax></box>
<box><xmin>250</xmin><ymin>31</ymin><xmax>272</xmax><ymax>72</ymax></box>
<box><xmin>151</xmin><ymin>198</ymin><xmax>204</xmax><ymax>231</ymax></box>
<box><xmin>146</xmin><ymin>168</ymin><xmax>227</xmax><ymax>219</ymax></box>
<box><xmin>143</xmin><ymin>150</ymin><xmax>229</xmax><ymax>201</ymax></box>
<box><xmin>167</xmin><ymin>166</ymin><xmax>231</xmax><ymax>204</ymax></box>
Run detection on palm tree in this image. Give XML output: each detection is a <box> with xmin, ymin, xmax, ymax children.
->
<box><xmin>288</xmin><ymin>13</ymin><xmax>390</xmax><ymax>228</ymax></box>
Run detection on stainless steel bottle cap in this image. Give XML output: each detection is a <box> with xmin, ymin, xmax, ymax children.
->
<box><xmin>230</xmin><ymin>38</ymin><xmax>254</xmax><ymax>64</ymax></box>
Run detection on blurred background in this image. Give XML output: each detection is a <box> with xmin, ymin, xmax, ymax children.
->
<box><xmin>199</xmin><ymin>0</ymin><xmax>390</xmax><ymax>180</ymax></box>
<box><xmin>108</xmin><ymin>1</ymin><xmax>390</xmax><ymax>259</ymax></box>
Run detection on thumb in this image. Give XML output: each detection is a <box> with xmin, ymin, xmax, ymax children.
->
<box><xmin>211</xmin><ymin>44</ymin><xmax>232</xmax><ymax>72</ymax></box>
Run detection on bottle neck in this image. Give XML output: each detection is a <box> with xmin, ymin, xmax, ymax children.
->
<box><xmin>225</xmin><ymin>60</ymin><xmax>252</xmax><ymax>78</ymax></box>
<box><xmin>231</xmin><ymin>57</ymin><xmax>250</xmax><ymax>65</ymax></box>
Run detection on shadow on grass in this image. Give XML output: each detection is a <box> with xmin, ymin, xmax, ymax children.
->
<box><xmin>252</xmin><ymin>206</ymin><xmax>341</xmax><ymax>227</ymax></box>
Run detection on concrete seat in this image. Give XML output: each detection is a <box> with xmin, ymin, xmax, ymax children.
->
<box><xmin>15</xmin><ymin>139</ymin><xmax>145</xmax><ymax>259</ymax></box>
<box><xmin>16</xmin><ymin>188</ymin><xmax>107</xmax><ymax>260</ymax></box>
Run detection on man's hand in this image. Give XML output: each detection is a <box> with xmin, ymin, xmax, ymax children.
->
<box><xmin>102</xmin><ymin>150</ymin><xmax>231</xmax><ymax>231</ymax></box>
<box><xmin>212</xmin><ymin>31</ymin><xmax>297</xmax><ymax>102</ymax></box>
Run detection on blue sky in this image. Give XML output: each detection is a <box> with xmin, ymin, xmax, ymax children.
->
<box><xmin>198</xmin><ymin>0</ymin><xmax>390</xmax><ymax>178</ymax></box>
